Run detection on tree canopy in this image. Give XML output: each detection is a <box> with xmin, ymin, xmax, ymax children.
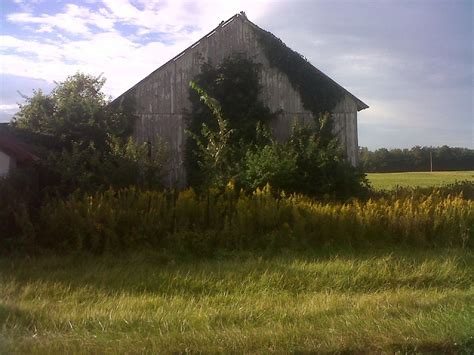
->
<box><xmin>13</xmin><ymin>73</ymin><xmax>134</xmax><ymax>151</ymax></box>
<box><xmin>10</xmin><ymin>72</ymin><xmax>165</xmax><ymax>191</ymax></box>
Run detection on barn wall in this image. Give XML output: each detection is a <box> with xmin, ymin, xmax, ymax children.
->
<box><xmin>332</xmin><ymin>95</ymin><xmax>359</xmax><ymax>166</ymax></box>
<box><xmin>129</xmin><ymin>15</ymin><xmax>359</xmax><ymax>187</ymax></box>
<box><xmin>0</xmin><ymin>150</ymin><xmax>11</xmax><ymax>177</ymax></box>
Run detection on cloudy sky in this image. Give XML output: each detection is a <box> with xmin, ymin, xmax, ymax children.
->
<box><xmin>0</xmin><ymin>0</ymin><xmax>472</xmax><ymax>149</ymax></box>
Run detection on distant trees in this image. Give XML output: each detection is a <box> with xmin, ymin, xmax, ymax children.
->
<box><xmin>359</xmin><ymin>146</ymin><xmax>474</xmax><ymax>173</ymax></box>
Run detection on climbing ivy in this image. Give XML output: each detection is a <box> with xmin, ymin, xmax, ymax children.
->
<box><xmin>184</xmin><ymin>54</ymin><xmax>275</xmax><ymax>189</ymax></box>
<box><xmin>257</xmin><ymin>29</ymin><xmax>344</xmax><ymax>116</ymax></box>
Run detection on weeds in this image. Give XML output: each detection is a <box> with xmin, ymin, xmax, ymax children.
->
<box><xmin>32</xmin><ymin>184</ymin><xmax>473</xmax><ymax>254</ymax></box>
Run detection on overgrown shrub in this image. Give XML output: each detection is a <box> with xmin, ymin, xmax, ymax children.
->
<box><xmin>241</xmin><ymin>142</ymin><xmax>298</xmax><ymax>192</ymax></box>
<box><xmin>185</xmin><ymin>55</ymin><xmax>275</xmax><ymax>189</ymax></box>
<box><xmin>186</xmin><ymin>65</ymin><xmax>367</xmax><ymax>198</ymax></box>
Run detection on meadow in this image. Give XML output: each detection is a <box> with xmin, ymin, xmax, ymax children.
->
<box><xmin>367</xmin><ymin>170</ymin><xmax>474</xmax><ymax>190</ymax></box>
<box><xmin>1</xmin><ymin>177</ymin><xmax>473</xmax><ymax>353</ymax></box>
<box><xmin>1</xmin><ymin>249</ymin><xmax>473</xmax><ymax>353</ymax></box>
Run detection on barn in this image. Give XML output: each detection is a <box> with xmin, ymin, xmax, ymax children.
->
<box><xmin>114</xmin><ymin>12</ymin><xmax>368</xmax><ymax>187</ymax></box>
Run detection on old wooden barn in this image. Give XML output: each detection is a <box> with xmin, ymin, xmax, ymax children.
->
<box><xmin>114</xmin><ymin>12</ymin><xmax>368</xmax><ymax>187</ymax></box>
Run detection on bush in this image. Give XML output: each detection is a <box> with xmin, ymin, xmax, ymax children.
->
<box><xmin>241</xmin><ymin>143</ymin><xmax>298</xmax><ymax>192</ymax></box>
<box><xmin>241</xmin><ymin>117</ymin><xmax>368</xmax><ymax>199</ymax></box>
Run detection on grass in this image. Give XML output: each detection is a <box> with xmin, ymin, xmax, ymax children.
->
<box><xmin>367</xmin><ymin>171</ymin><xmax>474</xmax><ymax>190</ymax></box>
<box><xmin>1</xmin><ymin>248</ymin><xmax>473</xmax><ymax>353</ymax></box>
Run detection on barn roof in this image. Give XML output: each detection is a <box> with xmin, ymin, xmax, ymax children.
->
<box><xmin>115</xmin><ymin>13</ymin><xmax>368</xmax><ymax>111</ymax></box>
<box><xmin>0</xmin><ymin>125</ymin><xmax>40</xmax><ymax>162</ymax></box>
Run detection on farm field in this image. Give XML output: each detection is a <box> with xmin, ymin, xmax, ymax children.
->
<box><xmin>1</xmin><ymin>249</ymin><xmax>473</xmax><ymax>353</ymax></box>
<box><xmin>367</xmin><ymin>171</ymin><xmax>474</xmax><ymax>190</ymax></box>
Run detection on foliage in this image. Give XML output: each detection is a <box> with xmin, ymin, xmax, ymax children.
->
<box><xmin>185</xmin><ymin>60</ymin><xmax>365</xmax><ymax>197</ymax></box>
<box><xmin>241</xmin><ymin>142</ymin><xmax>297</xmax><ymax>192</ymax></box>
<box><xmin>256</xmin><ymin>29</ymin><xmax>343</xmax><ymax>115</ymax></box>
<box><xmin>360</xmin><ymin>146</ymin><xmax>474</xmax><ymax>173</ymax></box>
<box><xmin>27</xmin><ymin>184</ymin><xmax>474</xmax><ymax>254</ymax></box>
<box><xmin>105</xmin><ymin>135</ymin><xmax>169</xmax><ymax>189</ymax></box>
<box><xmin>13</xmin><ymin>73</ymin><xmax>134</xmax><ymax>150</ymax></box>
<box><xmin>185</xmin><ymin>55</ymin><xmax>275</xmax><ymax>188</ymax></box>
<box><xmin>186</xmin><ymin>54</ymin><xmax>275</xmax><ymax>144</ymax></box>
<box><xmin>0</xmin><ymin>168</ymin><xmax>39</xmax><ymax>252</ymax></box>
<box><xmin>240</xmin><ymin>115</ymin><xmax>368</xmax><ymax>199</ymax></box>
<box><xmin>186</xmin><ymin>82</ymin><xmax>235</xmax><ymax>189</ymax></box>
<box><xmin>9</xmin><ymin>72</ymin><xmax>165</xmax><ymax>192</ymax></box>
<box><xmin>42</xmin><ymin>136</ymin><xmax>168</xmax><ymax>192</ymax></box>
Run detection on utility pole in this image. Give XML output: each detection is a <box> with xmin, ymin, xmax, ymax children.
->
<box><xmin>430</xmin><ymin>151</ymin><xmax>433</xmax><ymax>172</ymax></box>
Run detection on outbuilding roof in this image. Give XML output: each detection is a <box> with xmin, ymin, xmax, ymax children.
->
<box><xmin>0</xmin><ymin>125</ymin><xmax>40</xmax><ymax>162</ymax></box>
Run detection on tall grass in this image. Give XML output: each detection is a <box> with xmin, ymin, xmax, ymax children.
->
<box><xmin>33</xmin><ymin>183</ymin><xmax>473</xmax><ymax>254</ymax></box>
<box><xmin>1</xmin><ymin>249</ymin><xmax>473</xmax><ymax>353</ymax></box>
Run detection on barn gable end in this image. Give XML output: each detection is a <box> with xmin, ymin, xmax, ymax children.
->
<box><xmin>114</xmin><ymin>13</ymin><xmax>368</xmax><ymax>187</ymax></box>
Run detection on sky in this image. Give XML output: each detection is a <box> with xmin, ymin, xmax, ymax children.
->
<box><xmin>0</xmin><ymin>0</ymin><xmax>472</xmax><ymax>149</ymax></box>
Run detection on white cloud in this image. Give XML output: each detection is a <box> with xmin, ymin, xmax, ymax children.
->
<box><xmin>8</xmin><ymin>4</ymin><xmax>116</xmax><ymax>35</ymax></box>
<box><xmin>1</xmin><ymin>35</ymin><xmax>62</xmax><ymax>61</ymax></box>
<box><xmin>0</xmin><ymin>104</ymin><xmax>19</xmax><ymax>111</ymax></box>
<box><xmin>2</xmin><ymin>0</ymin><xmax>271</xmax><ymax>98</ymax></box>
<box><xmin>101</xmin><ymin>0</ymin><xmax>268</xmax><ymax>37</ymax></box>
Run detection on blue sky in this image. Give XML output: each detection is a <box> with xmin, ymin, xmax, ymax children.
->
<box><xmin>0</xmin><ymin>0</ymin><xmax>472</xmax><ymax>149</ymax></box>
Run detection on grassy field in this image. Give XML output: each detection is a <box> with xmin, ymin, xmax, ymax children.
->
<box><xmin>1</xmin><ymin>249</ymin><xmax>473</xmax><ymax>353</ymax></box>
<box><xmin>367</xmin><ymin>171</ymin><xmax>474</xmax><ymax>190</ymax></box>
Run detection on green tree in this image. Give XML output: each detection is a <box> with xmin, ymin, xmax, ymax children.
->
<box><xmin>11</xmin><ymin>72</ymin><xmax>165</xmax><ymax>191</ymax></box>
<box><xmin>13</xmin><ymin>73</ymin><xmax>134</xmax><ymax>150</ymax></box>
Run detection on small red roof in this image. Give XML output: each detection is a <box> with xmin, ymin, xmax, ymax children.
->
<box><xmin>0</xmin><ymin>127</ymin><xmax>40</xmax><ymax>162</ymax></box>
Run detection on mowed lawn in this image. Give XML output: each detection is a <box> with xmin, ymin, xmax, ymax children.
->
<box><xmin>1</xmin><ymin>249</ymin><xmax>473</xmax><ymax>353</ymax></box>
<box><xmin>367</xmin><ymin>171</ymin><xmax>474</xmax><ymax>190</ymax></box>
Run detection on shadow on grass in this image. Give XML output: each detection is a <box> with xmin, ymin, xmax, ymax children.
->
<box><xmin>0</xmin><ymin>247</ymin><xmax>472</xmax><ymax>298</ymax></box>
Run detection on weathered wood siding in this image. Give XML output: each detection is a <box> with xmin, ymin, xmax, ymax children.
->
<box><xmin>0</xmin><ymin>150</ymin><xmax>11</xmax><ymax>177</ymax></box>
<box><xmin>128</xmin><ymin>15</ymin><xmax>360</xmax><ymax>187</ymax></box>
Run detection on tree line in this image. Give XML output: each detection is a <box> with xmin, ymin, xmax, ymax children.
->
<box><xmin>359</xmin><ymin>146</ymin><xmax>474</xmax><ymax>173</ymax></box>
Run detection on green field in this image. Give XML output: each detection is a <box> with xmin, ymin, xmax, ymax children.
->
<box><xmin>367</xmin><ymin>171</ymin><xmax>474</xmax><ymax>190</ymax></box>
<box><xmin>1</xmin><ymin>249</ymin><xmax>473</xmax><ymax>353</ymax></box>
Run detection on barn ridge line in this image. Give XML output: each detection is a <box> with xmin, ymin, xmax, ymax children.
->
<box><xmin>112</xmin><ymin>12</ymin><xmax>368</xmax><ymax>111</ymax></box>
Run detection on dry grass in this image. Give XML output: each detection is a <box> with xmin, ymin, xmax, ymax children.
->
<box><xmin>1</xmin><ymin>248</ymin><xmax>473</xmax><ymax>353</ymax></box>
